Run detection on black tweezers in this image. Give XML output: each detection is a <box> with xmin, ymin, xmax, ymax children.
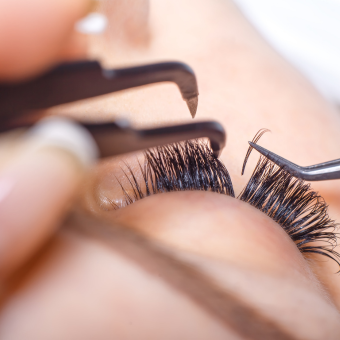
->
<box><xmin>0</xmin><ymin>60</ymin><xmax>226</xmax><ymax>158</ymax></box>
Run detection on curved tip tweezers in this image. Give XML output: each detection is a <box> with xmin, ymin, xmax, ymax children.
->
<box><xmin>0</xmin><ymin>60</ymin><xmax>199</xmax><ymax>128</ymax></box>
<box><xmin>86</xmin><ymin>120</ymin><xmax>226</xmax><ymax>158</ymax></box>
<box><xmin>249</xmin><ymin>141</ymin><xmax>340</xmax><ymax>181</ymax></box>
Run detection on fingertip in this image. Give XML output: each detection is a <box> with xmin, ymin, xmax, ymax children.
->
<box><xmin>0</xmin><ymin>0</ymin><xmax>91</xmax><ymax>81</ymax></box>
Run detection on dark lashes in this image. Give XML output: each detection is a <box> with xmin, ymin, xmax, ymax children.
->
<box><xmin>239</xmin><ymin>156</ymin><xmax>340</xmax><ymax>268</ymax></box>
<box><xmin>114</xmin><ymin>138</ymin><xmax>340</xmax><ymax>268</ymax></box>
<box><xmin>118</xmin><ymin>140</ymin><xmax>235</xmax><ymax>205</ymax></box>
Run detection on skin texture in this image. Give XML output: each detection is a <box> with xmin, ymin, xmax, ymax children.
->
<box><xmin>2</xmin><ymin>0</ymin><xmax>340</xmax><ymax>339</ymax></box>
<box><xmin>77</xmin><ymin>0</ymin><xmax>340</xmax><ymax>307</ymax></box>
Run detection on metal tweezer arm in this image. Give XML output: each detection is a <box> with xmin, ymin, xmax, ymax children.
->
<box><xmin>0</xmin><ymin>60</ymin><xmax>199</xmax><ymax>126</ymax></box>
<box><xmin>85</xmin><ymin>120</ymin><xmax>226</xmax><ymax>158</ymax></box>
<box><xmin>249</xmin><ymin>142</ymin><xmax>340</xmax><ymax>181</ymax></box>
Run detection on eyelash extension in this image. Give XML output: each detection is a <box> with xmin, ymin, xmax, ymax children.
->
<box><xmin>117</xmin><ymin>140</ymin><xmax>235</xmax><ymax>206</ymax></box>
<box><xmin>239</xmin><ymin>152</ymin><xmax>340</xmax><ymax>268</ymax></box>
<box><xmin>241</xmin><ymin>128</ymin><xmax>270</xmax><ymax>175</ymax></box>
<box><xmin>115</xmin><ymin>135</ymin><xmax>340</xmax><ymax>268</ymax></box>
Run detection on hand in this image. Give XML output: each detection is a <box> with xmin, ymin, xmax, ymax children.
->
<box><xmin>0</xmin><ymin>0</ymin><xmax>90</xmax><ymax>278</ymax></box>
<box><xmin>0</xmin><ymin>0</ymin><xmax>89</xmax><ymax>80</ymax></box>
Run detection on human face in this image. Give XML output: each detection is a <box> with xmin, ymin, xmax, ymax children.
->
<box><xmin>2</xmin><ymin>0</ymin><xmax>340</xmax><ymax>339</ymax></box>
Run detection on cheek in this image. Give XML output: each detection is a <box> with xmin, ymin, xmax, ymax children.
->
<box><xmin>105</xmin><ymin>191</ymin><xmax>311</xmax><ymax>278</ymax></box>
<box><xmin>0</xmin><ymin>230</ymin><xmax>233</xmax><ymax>340</ymax></box>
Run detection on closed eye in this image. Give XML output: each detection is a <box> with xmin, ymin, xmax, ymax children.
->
<box><xmin>101</xmin><ymin>137</ymin><xmax>340</xmax><ymax>269</ymax></box>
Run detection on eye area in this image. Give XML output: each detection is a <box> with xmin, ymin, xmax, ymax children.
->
<box><xmin>110</xmin><ymin>190</ymin><xmax>310</xmax><ymax>273</ymax></box>
<box><xmin>118</xmin><ymin>140</ymin><xmax>235</xmax><ymax>206</ymax></box>
<box><xmin>84</xmin><ymin>138</ymin><xmax>340</xmax><ymax>269</ymax></box>
<box><xmin>240</xmin><ymin>156</ymin><xmax>340</xmax><ymax>267</ymax></box>
<box><xmin>87</xmin><ymin>140</ymin><xmax>234</xmax><ymax>211</ymax></box>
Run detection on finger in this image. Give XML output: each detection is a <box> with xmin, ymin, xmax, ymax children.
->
<box><xmin>0</xmin><ymin>0</ymin><xmax>92</xmax><ymax>81</ymax></box>
<box><xmin>0</xmin><ymin>222</ymin><xmax>235</xmax><ymax>340</ymax></box>
<box><xmin>0</xmin><ymin>118</ymin><xmax>98</xmax><ymax>278</ymax></box>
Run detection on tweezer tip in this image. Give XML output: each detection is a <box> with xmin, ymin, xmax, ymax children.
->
<box><xmin>186</xmin><ymin>96</ymin><xmax>198</xmax><ymax>118</ymax></box>
<box><xmin>248</xmin><ymin>141</ymin><xmax>268</xmax><ymax>156</ymax></box>
<box><xmin>248</xmin><ymin>141</ymin><xmax>289</xmax><ymax>170</ymax></box>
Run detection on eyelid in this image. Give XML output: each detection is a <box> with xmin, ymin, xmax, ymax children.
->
<box><xmin>91</xmin><ymin>139</ymin><xmax>339</xmax><ymax>268</ymax></box>
<box><xmin>85</xmin><ymin>152</ymin><xmax>146</xmax><ymax>211</ymax></box>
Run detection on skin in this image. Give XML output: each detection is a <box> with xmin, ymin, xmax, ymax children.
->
<box><xmin>0</xmin><ymin>0</ymin><xmax>91</xmax><ymax>80</ymax></box>
<box><xmin>81</xmin><ymin>0</ymin><xmax>340</xmax><ymax>306</ymax></box>
<box><xmin>2</xmin><ymin>0</ymin><xmax>340</xmax><ymax>339</ymax></box>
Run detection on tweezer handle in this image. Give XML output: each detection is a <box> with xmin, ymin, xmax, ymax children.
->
<box><xmin>0</xmin><ymin>60</ymin><xmax>198</xmax><ymax>126</ymax></box>
<box><xmin>83</xmin><ymin>120</ymin><xmax>226</xmax><ymax>158</ymax></box>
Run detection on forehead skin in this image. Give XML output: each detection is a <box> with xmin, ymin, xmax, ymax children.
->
<box><xmin>68</xmin><ymin>0</ymin><xmax>340</xmax><ymax>301</ymax></box>
<box><xmin>21</xmin><ymin>0</ymin><xmax>340</xmax><ymax>337</ymax></box>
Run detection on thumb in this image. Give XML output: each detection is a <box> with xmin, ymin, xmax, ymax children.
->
<box><xmin>0</xmin><ymin>118</ymin><xmax>98</xmax><ymax>278</ymax></box>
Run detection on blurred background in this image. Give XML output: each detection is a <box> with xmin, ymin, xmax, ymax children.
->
<box><xmin>233</xmin><ymin>0</ymin><xmax>340</xmax><ymax>105</ymax></box>
<box><xmin>78</xmin><ymin>0</ymin><xmax>340</xmax><ymax>105</ymax></box>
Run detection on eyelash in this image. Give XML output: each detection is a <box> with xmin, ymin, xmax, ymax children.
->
<box><xmin>239</xmin><ymin>156</ymin><xmax>340</xmax><ymax>267</ymax></box>
<box><xmin>117</xmin><ymin>140</ymin><xmax>234</xmax><ymax>205</ymax></box>
<box><xmin>113</xmin><ymin>139</ymin><xmax>340</xmax><ymax>268</ymax></box>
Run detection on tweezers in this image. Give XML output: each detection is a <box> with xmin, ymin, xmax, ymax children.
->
<box><xmin>0</xmin><ymin>60</ymin><xmax>226</xmax><ymax>158</ymax></box>
<box><xmin>0</xmin><ymin>60</ymin><xmax>198</xmax><ymax>128</ymax></box>
<box><xmin>249</xmin><ymin>142</ymin><xmax>340</xmax><ymax>181</ymax></box>
<box><xmin>84</xmin><ymin>119</ymin><xmax>225</xmax><ymax>158</ymax></box>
